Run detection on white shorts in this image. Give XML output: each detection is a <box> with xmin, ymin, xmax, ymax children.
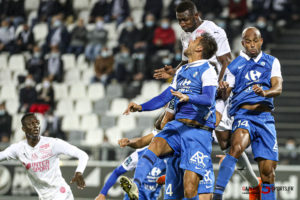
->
<box><xmin>215</xmin><ymin>99</ymin><xmax>233</xmax><ymax>131</ymax></box>
<box><xmin>40</xmin><ymin>184</ymin><xmax>74</xmax><ymax>200</ymax></box>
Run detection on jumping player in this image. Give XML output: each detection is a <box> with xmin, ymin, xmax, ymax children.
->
<box><xmin>0</xmin><ymin>113</ymin><xmax>89</xmax><ymax>200</ymax></box>
<box><xmin>213</xmin><ymin>27</ymin><xmax>283</xmax><ymax>200</ymax></box>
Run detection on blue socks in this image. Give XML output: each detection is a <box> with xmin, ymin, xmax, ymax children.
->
<box><xmin>214</xmin><ymin>154</ymin><xmax>238</xmax><ymax>196</ymax></box>
<box><xmin>133</xmin><ymin>149</ymin><xmax>158</xmax><ymax>188</ymax></box>
<box><xmin>261</xmin><ymin>183</ymin><xmax>275</xmax><ymax>200</ymax></box>
<box><xmin>183</xmin><ymin>194</ymin><xmax>199</xmax><ymax>200</ymax></box>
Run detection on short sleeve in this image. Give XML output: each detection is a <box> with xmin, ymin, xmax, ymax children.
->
<box><xmin>121</xmin><ymin>150</ymin><xmax>139</xmax><ymax>171</ymax></box>
<box><xmin>271</xmin><ymin>58</ymin><xmax>282</xmax><ymax>78</ymax></box>
<box><xmin>202</xmin><ymin>67</ymin><xmax>218</xmax><ymax>87</ymax></box>
<box><xmin>226</xmin><ymin>69</ymin><xmax>235</xmax><ymax>87</ymax></box>
<box><xmin>215</xmin><ymin>31</ymin><xmax>231</xmax><ymax>57</ymax></box>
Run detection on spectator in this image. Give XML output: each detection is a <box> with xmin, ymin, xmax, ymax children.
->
<box><xmin>143</xmin><ymin>0</ymin><xmax>163</xmax><ymax>21</ymax></box>
<box><xmin>30</xmin><ymin>78</ymin><xmax>54</xmax><ymax>114</ymax></box>
<box><xmin>281</xmin><ymin>138</ymin><xmax>300</xmax><ymax>165</ymax></box>
<box><xmin>2</xmin><ymin>0</ymin><xmax>25</xmax><ymax>28</ymax></box>
<box><xmin>85</xmin><ymin>16</ymin><xmax>108</xmax><ymax>61</ymax></box>
<box><xmin>249</xmin><ymin>0</ymin><xmax>269</xmax><ymax>22</ymax></box>
<box><xmin>256</xmin><ymin>16</ymin><xmax>273</xmax><ymax>49</ymax></box>
<box><xmin>118</xmin><ymin>17</ymin><xmax>140</xmax><ymax>52</ymax></box>
<box><xmin>38</xmin><ymin>0</ymin><xmax>63</xmax><ymax>22</ymax></box>
<box><xmin>43</xmin><ymin>110</ymin><xmax>66</xmax><ymax>140</ymax></box>
<box><xmin>92</xmin><ymin>47</ymin><xmax>114</xmax><ymax>85</ymax></box>
<box><xmin>135</xmin><ymin>13</ymin><xmax>156</xmax><ymax>54</ymax></box>
<box><xmin>18</xmin><ymin>76</ymin><xmax>37</xmax><ymax>113</ymax></box>
<box><xmin>61</xmin><ymin>0</ymin><xmax>75</xmax><ymax>24</ymax></box>
<box><xmin>168</xmin><ymin>0</ymin><xmax>183</xmax><ymax>21</ymax></box>
<box><xmin>15</xmin><ymin>24</ymin><xmax>35</xmax><ymax>53</ymax></box>
<box><xmin>228</xmin><ymin>0</ymin><xmax>248</xmax><ymax>21</ymax></box>
<box><xmin>152</xmin><ymin>18</ymin><xmax>176</xmax><ymax>52</ymax></box>
<box><xmin>269</xmin><ymin>0</ymin><xmax>292</xmax><ymax>23</ymax></box>
<box><xmin>68</xmin><ymin>19</ymin><xmax>87</xmax><ymax>57</ymax></box>
<box><xmin>0</xmin><ymin>102</ymin><xmax>12</xmax><ymax>143</ymax></box>
<box><xmin>26</xmin><ymin>45</ymin><xmax>45</xmax><ymax>83</ymax></box>
<box><xmin>0</xmin><ymin>19</ymin><xmax>15</xmax><ymax>54</ymax></box>
<box><xmin>131</xmin><ymin>51</ymin><xmax>147</xmax><ymax>81</ymax></box>
<box><xmin>89</xmin><ymin>0</ymin><xmax>111</xmax><ymax>23</ymax></box>
<box><xmin>44</xmin><ymin>15</ymin><xmax>70</xmax><ymax>55</ymax></box>
<box><xmin>109</xmin><ymin>0</ymin><xmax>130</xmax><ymax>25</ymax></box>
<box><xmin>114</xmin><ymin>45</ymin><xmax>133</xmax><ymax>83</ymax></box>
<box><xmin>193</xmin><ymin>0</ymin><xmax>222</xmax><ymax>18</ymax></box>
<box><xmin>44</xmin><ymin>45</ymin><xmax>64</xmax><ymax>82</ymax></box>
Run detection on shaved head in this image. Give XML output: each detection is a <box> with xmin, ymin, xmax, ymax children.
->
<box><xmin>242</xmin><ymin>27</ymin><xmax>261</xmax><ymax>39</ymax></box>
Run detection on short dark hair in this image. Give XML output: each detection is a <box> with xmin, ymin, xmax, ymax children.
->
<box><xmin>176</xmin><ymin>0</ymin><xmax>197</xmax><ymax>15</ymax></box>
<box><xmin>21</xmin><ymin>113</ymin><xmax>35</xmax><ymax>126</ymax></box>
<box><xmin>199</xmin><ymin>33</ymin><xmax>218</xmax><ymax>59</ymax></box>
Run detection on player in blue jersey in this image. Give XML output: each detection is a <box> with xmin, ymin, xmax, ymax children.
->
<box><xmin>120</xmin><ymin>32</ymin><xmax>218</xmax><ymax>200</ymax></box>
<box><xmin>212</xmin><ymin>27</ymin><xmax>283</xmax><ymax>200</ymax></box>
<box><xmin>95</xmin><ymin>130</ymin><xmax>166</xmax><ymax>200</ymax></box>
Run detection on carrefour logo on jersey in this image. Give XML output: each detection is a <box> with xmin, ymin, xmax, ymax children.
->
<box><xmin>245</xmin><ymin>70</ymin><xmax>262</xmax><ymax>84</ymax></box>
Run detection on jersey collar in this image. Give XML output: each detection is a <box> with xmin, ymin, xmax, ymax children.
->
<box><xmin>186</xmin><ymin>59</ymin><xmax>209</xmax><ymax>68</ymax></box>
<box><xmin>240</xmin><ymin>50</ymin><xmax>262</xmax><ymax>63</ymax></box>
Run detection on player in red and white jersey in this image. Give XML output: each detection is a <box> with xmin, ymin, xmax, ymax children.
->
<box><xmin>0</xmin><ymin>113</ymin><xmax>89</xmax><ymax>200</ymax></box>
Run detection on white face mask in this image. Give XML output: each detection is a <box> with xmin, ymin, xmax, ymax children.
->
<box><xmin>101</xmin><ymin>50</ymin><xmax>111</xmax><ymax>58</ymax></box>
<box><xmin>53</xmin><ymin>20</ymin><xmax>62</xmax><ymax>28</ymax></box>
<box><xmin>286</xmin><ymin>143</ymin><xmax>295</xmax><ymax>151</ymax></box>
<box><xmin>0</xmin><ymin>110</ymin><xmax>5</xmax><ymax>115</ymax></box>
<box><xmin>25</xmin><ymin>79</ymin><xmax>35</xmax><ymax>87</ymax></box>
<box><xmin>43</xmin><ymin>81</ymin><xmax>50</xmax><ymax>88</ymax></box>
<box><xmin>96</xmin><ymin>21</ymin><xmax>104</xmax><ymax>29</ymax></box>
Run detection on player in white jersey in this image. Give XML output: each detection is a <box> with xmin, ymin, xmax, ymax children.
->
<box><xmin>153</xmin><ymin>1</ymin><xmax>261</xmax><ymax>199</ymax></box>
<box><xmin>0</xmin><ymin>113</ymin><xmax>89</xmax><ymax>200</ymax></box>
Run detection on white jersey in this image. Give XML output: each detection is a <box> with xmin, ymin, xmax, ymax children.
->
<box><xmin>181</xmin><ymin>20</ymin><xmax>231</xmax><ymax>73</ymax></box>
<box><xmin>0</xmin><ymin>136</ymin><xmax>89</xmax><ymax>200</ymax></box>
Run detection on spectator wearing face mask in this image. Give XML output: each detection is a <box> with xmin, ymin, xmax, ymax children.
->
<box><xmin>152</xmin><ymin>18</ymin><xmax>176</xmax><ymax>53</ymax></box>
<box><xmin>29</xmin><ymin>78</ymin><xmax>54</xmax><ymax>114</ymax></box>
<box><xmin>85</xmin><ymin>17</ymin><xmax>108</xmax><ymax>61</ymax></box>
<box><xmin>92</xmin><ymin>47</ymin><xmax>114</xmax><ymax>85</ymax></box>
<box><xmin>114</xmin><ymin>45</ymin><xmax>133</xmax><ymax>83</ymax></box>
<box><xmin>15</xmin><ymin>24</ymin><xmax>35</xmax><ymax>53</ymax></box>
<box><xmin>43</xmin><ymin>110</ymin><xmax>66</xmax><ymax>140</ymax></box>
<box><xmin>18</xmin><ymin>76</ymin><xmax>38</xmax><ymax>113</ymax></box>
<box><xmin>26</xmin><ymin>45</ymin><xmax>46</xmax><ymax>83</ymax></box>
<box><xmin>44</xmin><ymin>45</ymin><xmax>64</xmax><ymax>82</ymax></box>
<box><xmin>135</xmin><ymin>13</ymin><xmax>156</xmax><ymax>54</ymax></box>
<box><xmin>44</xmin><ymin>15</ymin><xmax>70</xmax><ymax>55</ymax></box>
<box><xmin>0</xmin><ymin>102</ymin><xmax>12</xmax><ymax>143</ymax></box>
<box><xmin>228</xmin><ymin>0</ymin><xmax>248</xmax><ymax>22</ymax></box>
<box><xmin>0</xmin><ymin>19</ymin><xmax>16</xmax><ymax>54</ymax></box>
<box><xmin>118</xmin><ymin>17</ymin><xmax>140</xmax><ymax>53</ymax></box>
<box><xmin>256</xmin><ymin>16</ymin><xmax>273</xmax><ymax>49</ymax></box>
<box><xmin>131</xmin><ymin>51</ymin><xmax>147</xmax><ymax>81</ymax></box>
<box><xmin>68</xmin><ymin>19</ymin><xmax>87</xmax><ymax>57</ymax></box>
<box><xmin>281</xmin><ymin>138</ymin><xmax>300</xmax><ymax>165</ymax></box>
<box><xmin>109</xmin><ymin>0</ymin><xmax>130</xmax><ymax>25</ymax></box>
<box><xmin>89</xmin><ymin>0</ymin><xmax>111</xmax><ymax>23</ymax></box>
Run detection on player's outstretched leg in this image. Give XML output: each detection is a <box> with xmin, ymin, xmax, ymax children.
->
<box><xmin>258</xmin><ymin>159</ymin><xmax>277</xmax><ymax>200</ymax></box>
<box><xmin>120</xmin><ymin>176</ymin><xmax>138</xmax><ymax>200</ymax></box>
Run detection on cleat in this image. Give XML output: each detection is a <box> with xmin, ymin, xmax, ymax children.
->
<box><xmin>249</xmin><ymin>177</ymin><xmax>262</xmax><ymax>200</ymax></box>
<box><xmin>120</xmin><ymin>176</ymin><xmax>138</xmax><ymax>200</ymax></box>
<box><xmin>156</xmin><ymin>175</ymin><xmax>166</xmax><ymax>185</ymax></box>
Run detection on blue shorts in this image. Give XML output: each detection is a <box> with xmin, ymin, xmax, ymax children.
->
<box><xmin>232</xmin><ymin>109</ymin><xmax>278</xmax><ymax>161</ymax></box>
<box><xmin>164</xmin><ymin>156</ymin><xmax>214</xmax><ymax>199</ymax></box>
<box><xmin>156</xmin><ymin>120</ymin><xmax>213</xmax><ymax>176</ymax></box>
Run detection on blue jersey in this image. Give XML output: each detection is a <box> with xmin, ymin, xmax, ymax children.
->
<box><xmin>227</xmin><ymin>51</ymin><xmax>281</xmax><ymax>116</ymax></box>
<box><xmin>171</xmin><ymin>60</ymin><xmax>218</xmax><ymax>128</ymax></box>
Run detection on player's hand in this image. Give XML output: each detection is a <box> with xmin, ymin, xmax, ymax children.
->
<box><xmin>252</xmin><ymin>84</ymin><xmax>266</xmax><ymax>97</ymax></box>
<box><xmin>216</xmin><ymin>155</ymin><xmax>226</xmax><ymax>165</ymax></box>
<box><xmin>171</xmin><ymin>89</ymin><xmax>189</xmax><ymax>102</ymax></box>
<box><xmin>123</xmin><ymin>102</ymin><xmax>142</xmax><ymax>115</ymax></box>
<box><xmin>118</xmin><ymin>138</ymin><xmax>130</xmax><ymax>148</ymax></box>
<box><xmin>70</xmin><ymin>172</ymin><xmax>86</xmax><ymax>190</ymax></box>
<box><xmin>95</xmin><ymin>193</ymin><xmax>106</xmax><ymax>200</ymax></box>
<box><xmin>218</xmin><ymin>81</ymin><xmax>229</xmax><ymax>89</ymax></box>
<box><xmin>153</xmin><ymin>65</ymin><xmax>175</xmax><ymax>79</ymax></box>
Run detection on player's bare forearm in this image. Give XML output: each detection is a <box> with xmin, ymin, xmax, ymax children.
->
<box><xmin>217</xmin><ymin>53</ymin><xmax>232</xmax><ymax>82</ymax></box>
<box><xmin>253</xmin><ymin>77</ymin><xmax>282</xmax><ymax>97</ymax></box>
<box><xmin>160</xmin><ymin>111</ymin><xmax>175</xmax><ymax>129</ymax></box>
<box><xmin>124</xmin><ymin>133</ymin><xmax>154</xmax><ymax>149</ymax></box>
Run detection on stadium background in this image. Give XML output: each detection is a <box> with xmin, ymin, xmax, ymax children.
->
<box><xmin>0</xmin><ymin>0</ymin><xmax>299</xmax><ymax>199</ymax></box>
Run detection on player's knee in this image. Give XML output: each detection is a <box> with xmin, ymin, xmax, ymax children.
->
<box><xmin>229</xmin><ymin>144</ymin><xmax>244</xmax><ymax>158</ymax></box>
<box><xmin>184</xmin><ymin>184</ymin><xmax>198</xmax><ymax>198</ymax></box>
<box><xmin>261</xmin><ymin>166</ymin><xmax>276</xmax><ymax>182</ymax></box>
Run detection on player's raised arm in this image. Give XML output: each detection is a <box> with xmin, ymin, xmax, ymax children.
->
<box><xmin>118</xmin><ymin>131</ymin><xmax>156</xmax><ymax>149</ymax></box>
<box><xmin>53</xmin><ymin>139</ymin><xmax>89</xmax><ymax>189</ymax></box>
<box><xmin>0</xmin><ymin>144</ymin><xmax>18</xmax><ymax>162</ymax></box>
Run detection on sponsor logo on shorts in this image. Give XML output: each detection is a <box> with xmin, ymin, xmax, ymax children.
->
<box><xmin>190</xmin><ymin>151</ymin><xmax>209</xmax><ymax>168</ymax></box>
<box><xmin>200</xmin><ymin>170</ymin><xmax>213</xmax><ymax>186</ymax></box>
